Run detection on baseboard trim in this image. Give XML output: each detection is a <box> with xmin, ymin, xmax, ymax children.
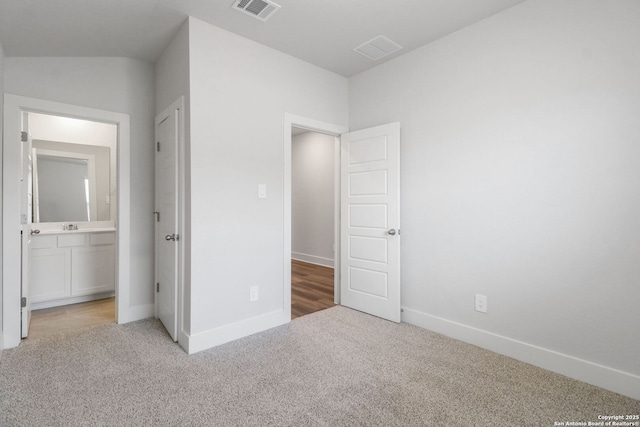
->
<box><xmin>402</xmin><ymin>307</ymin><xmax>640</xmax><ymax>401</ymax></box>
<box><xmin>185</xmin><ymin>310</ymin><xmax>290</xmax><ymax>355</ymax></box>
<box><xmin>292</xmin><ymin>252</ymin><xmax>334</xmax><ymax>268</ymax></box>
<box><xmin>118</xmin><ymin>303</ymin><xmax>155</xmax><ymax>324</ymax></box>
<box><xmin>31</xmin><ymin>292</ymin><xmax>115</xmax><ymax>311</ymax></box>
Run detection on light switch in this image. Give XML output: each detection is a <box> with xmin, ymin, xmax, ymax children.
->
<box><xmin>258</xmin><ymin>184</ymin><xmax>267</xmax><ymax>199</ymax></box>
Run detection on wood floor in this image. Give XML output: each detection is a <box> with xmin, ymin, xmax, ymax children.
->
<box><xmin>26</xmin><ymin>261</ymin><xmax>333</xmax><ymax>339</ymax></box>
<box><xmin>27</xmin><ymin>297</ymin><xmax>115</xmax><ymax>340</ymax></box>
<box><xmin>291</xmin><ymin>259</ymin><xmax>335</xmax><ymax>319</ymax></box>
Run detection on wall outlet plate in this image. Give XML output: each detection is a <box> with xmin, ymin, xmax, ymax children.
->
<box><xmin>258</xmin><ymin>184</ymin><xmax>267</xmax><ymax>199</ymax></box>
<box><xmin>475</xmin><ymin>294</ymin><xmax>487</xmax><ymax>313</ymax></box>
<box><xmin>250</xmin><ymin>286</ymin><xmax>259</xmax><ymax>302</ymax></box>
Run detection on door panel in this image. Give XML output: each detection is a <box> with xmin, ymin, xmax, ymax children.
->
<box><xmin>349</xmin><ymin>204</ymin><xmax>387</xmax><ymax>229</ymax></box>
<box><xmin>349</xmin><ymin>236</ymin><xmax>387</xmax><ymax>263</ymax></box>
<box><xmin>348</xmin><ymin>267</ymin><xmax>388</xmax><ymax>297</ymax></box>
<box><xmin>21</xmin><ymin>113</ymin><xmax>33</xmax><ymax>338</ymax></box>
<box><xmin>340</xmin><ymin>122</ymin><xmax>400</xmax><ymax>323</ymax></box>
<box><xmin>155</xmin><ymin>108</ymin><xmax>179</xmax><ymax>341</ymax></box>
<box><xmin>349</xmin><ymin>170</ymin><xmax>388</xmax><ymax>196</ymax></box>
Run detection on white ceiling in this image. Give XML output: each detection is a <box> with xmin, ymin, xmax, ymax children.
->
<box><xmin>0</xmin><ymin>0</ymin><xmax>526</xmax><ymax>77</ymax></box>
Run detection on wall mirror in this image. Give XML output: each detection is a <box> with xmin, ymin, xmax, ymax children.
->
<box><xmin>28</xmin><ymin>112</ymin><xmax>117</xmax><ymax>225</ymax></box>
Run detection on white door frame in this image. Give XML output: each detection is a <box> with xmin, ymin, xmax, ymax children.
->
<box><xmin>2</xmin><ymin>94</ymin><xmax>130</xmax><ymax>349</ymax></box>
<box><xmin>283</xmin><ymin>113</ymin><xmax>348</xmax><ymax>318</ymax></box>
<box><xmin>154</xmin><ymin>96</ymin><xmax>185</xmax><ymax>346</ymax></box>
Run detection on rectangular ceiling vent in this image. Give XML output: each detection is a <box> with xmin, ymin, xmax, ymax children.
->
<box><xmin>232</xmin><ymin>0</ymin><xmax>281</xmax><ymax>22</ymax></box>
<box><xmin>354</xmin><ymin>35</ymin><xmax>403</xmax><ymax>61</ymax></box>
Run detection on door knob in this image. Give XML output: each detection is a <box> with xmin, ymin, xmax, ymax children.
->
<box><xmin>30</xmin><ymin>229</ymin><xmax>41</xmax><ymax>235</ymax></box>
<box><xmin>388</xmin><ymin>229</ymin><xmax>397</xmax><ymax>236</ymax></box>
<box><xmin>165</xmin><ymin>234</ymin><xmax>178</xmax><ymax>241</ymax></box>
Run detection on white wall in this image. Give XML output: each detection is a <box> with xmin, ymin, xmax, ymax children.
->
<box><xmin>186</xmin><ymin>17</ymin><xmax>348</xmax><ymax>351</ymax></box>
<box><xmin>291</xmin><ymin>131</ymin><xmax>335</xmax><ymax>267</ymax></box>
<box><xmin>155</xmin><ymin>19</ymin><xmax>191</xmax><ymax>336</ymax></box>
<box><xmin>4</xmin><ymin>57</ymin><xmax>156</xmax><ymax>309</ymax></box>
<box><xmin>349</xmin><ymin>0</ymin><xmax>640</xmax><ymax>399</ymax></box>
<box><xmin>155</xmin><ymin>20</ymin><xmax>190</xmax><ymax>116</ymax></box>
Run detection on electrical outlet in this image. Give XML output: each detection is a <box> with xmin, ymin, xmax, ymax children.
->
<box><xmin>258</xmin><ymin>184</ymin><xmax>267</xmax><ymax>199</ymax></box>
<box><xmin>250</xmin><ymin>286</ymin><xmax>259</xmax><ymax>302</ymax></box>
<box><xmin>475</xmin><ymin>294</ymin><xmax>487</xmax><ymax>313</ymax></box>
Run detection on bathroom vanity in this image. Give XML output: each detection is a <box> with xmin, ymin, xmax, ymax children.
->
<box><xmin>30</xmin><ymin>228</ymin><xmax>116</xmax><ymax>310</ymax></box>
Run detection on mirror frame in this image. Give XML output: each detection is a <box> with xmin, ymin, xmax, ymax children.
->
<box><xmin>32</xmin><ymin>148</ymin><xmax>98</xmax><ymax>223</ymax></box>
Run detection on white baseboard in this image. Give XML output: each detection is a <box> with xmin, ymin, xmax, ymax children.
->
<box><xmin>292</xmin><ymin>252</ymin><xmax>334</xmax><ymax>268</ymax></box>
<box><xmin>402</xmin><ymin>307</ymin><xmax>640</xmax><ymax>401</ymax></box>
<box><xmin>31</xmin><ymin>292</ymin><xmax>115</xmax><ymax>311</ymax></box>
<box><xmin>184</xmin><ymin>309</ymin><xmax>290</xmax><ymax>355</ymax></box>
<box><xmin>118</xmin><ymin>303</ymin><xmax>155</xmax><ymax>324</ymax></box>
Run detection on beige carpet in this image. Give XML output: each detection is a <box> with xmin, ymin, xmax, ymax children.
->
<box><xmin>1</xmin><ymin>306</ymin><xmax>638</xmax><ymax>426</ymax></box>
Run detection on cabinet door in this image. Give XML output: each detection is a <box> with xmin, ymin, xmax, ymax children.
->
<box><xmin>30</xmin><ymin>248</ymin><xmax>72</xmax><ymax>303</ymax></box>
<box><xmin>71</xmin><ymin>245</ymin><xmax>115</xmax><ymax>296</ymax></box>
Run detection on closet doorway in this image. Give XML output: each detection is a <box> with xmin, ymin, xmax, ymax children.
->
<box><xmin>290</xmin><ymin>127</ymin><xmax>338</xmax><ymax>318</ymax></box>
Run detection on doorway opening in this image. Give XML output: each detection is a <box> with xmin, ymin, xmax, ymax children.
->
<box><xmin>2</xmin><ymin>94</ymin><xmax>131</xmax><ymax>349</ymax></box>
<box><xmin>25</xmin><ymin>112</ymin><xmax>118</xmax><ymax>339</ymax></box>
<box><xmin>283</xmin><ymin>114</ymin><xmax>348</xmax><ymax>321</ymax></box>
<box><xmin>284</xmin><ymin>114</ymin><xmax>402</xmax><ymax>324</ymax></box>
<box><xmin>291</xmin><ymin>127</ymin><xmax>337</xmax><ymax>318</ymax></box>
<box><xmin>22</xmin><ymin>111</ymin><xmax>118</xmax><ymax>338</ymax></box>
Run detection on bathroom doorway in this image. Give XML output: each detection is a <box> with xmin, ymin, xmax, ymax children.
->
<box><xmin>2</xmin><ymin>94</ymin><xmax>131</xmax><ymax>348</ymax></box>
<box><xmin>24</xmin><ymin>112</ymin><xmax>118</xmax><ymax>339</ymax></box>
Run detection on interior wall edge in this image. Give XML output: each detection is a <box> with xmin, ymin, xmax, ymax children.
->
<box><xmin>185</xmin><ymin>309</ymin><xmax>289</xmax><ymax>355</ymax></box>
<box><xmin>119</xmin><ymin>303</ymin><xmax>155</xmax><ymax>324</ymax></box>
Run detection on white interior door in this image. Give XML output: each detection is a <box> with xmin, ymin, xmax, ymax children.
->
<box><xmin>21</xmin><ymin>113</ymin><xmax>33</xmax><ymax>338</ymax></box>
<box><xmin>155</xmin><ymin>106</ymin><xmax>180</xmax><ymax>341</ymax></box>
<box><xmin>340</xmin><ymin>122</ymin><xmax>401</xmax><ymax>322</ymax></box>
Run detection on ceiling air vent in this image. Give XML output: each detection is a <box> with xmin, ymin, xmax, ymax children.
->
<box><xmin>232</xmin><ymin>0</ymin><xmax>281</xmax><ymax>22</ymax></box>
<box><xmin>354</xmin><ymin>35</ymin><xmax>403</xmax><ymax>61</ymax></box>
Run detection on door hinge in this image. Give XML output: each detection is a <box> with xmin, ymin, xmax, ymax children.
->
<box><xmin>157</xmin><ymin>141</ymin><xmax>160</xmax><ymax>152</ymax></box>
<box><xmin>153</xmin><ymin>211</ymin><xmax>160</xmax><ymax>222</ymax></box>
<box><xmin>21</xmin><ymin>131</ymin><xmax>28</xmax><ymax>142</ymax></box>
<box><xmin>156</xmin><ymin>283</ymin><xmax>160</xmax><ymax>293</ymax></box>
<box><xmin>21</xmin><ymin>297</ymin><xmax>27</xmax><ymax>308</ymax></box>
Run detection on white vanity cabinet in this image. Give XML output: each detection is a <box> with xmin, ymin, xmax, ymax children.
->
<box><xmin>30</xmin><ymin>235</ymin><xmax>71</xmax><ymax>303</ymax></box>
<box><xmin>30</xmin><ymin>231</ymin><xmax>115</xmax><ymax>309</ymax></box>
